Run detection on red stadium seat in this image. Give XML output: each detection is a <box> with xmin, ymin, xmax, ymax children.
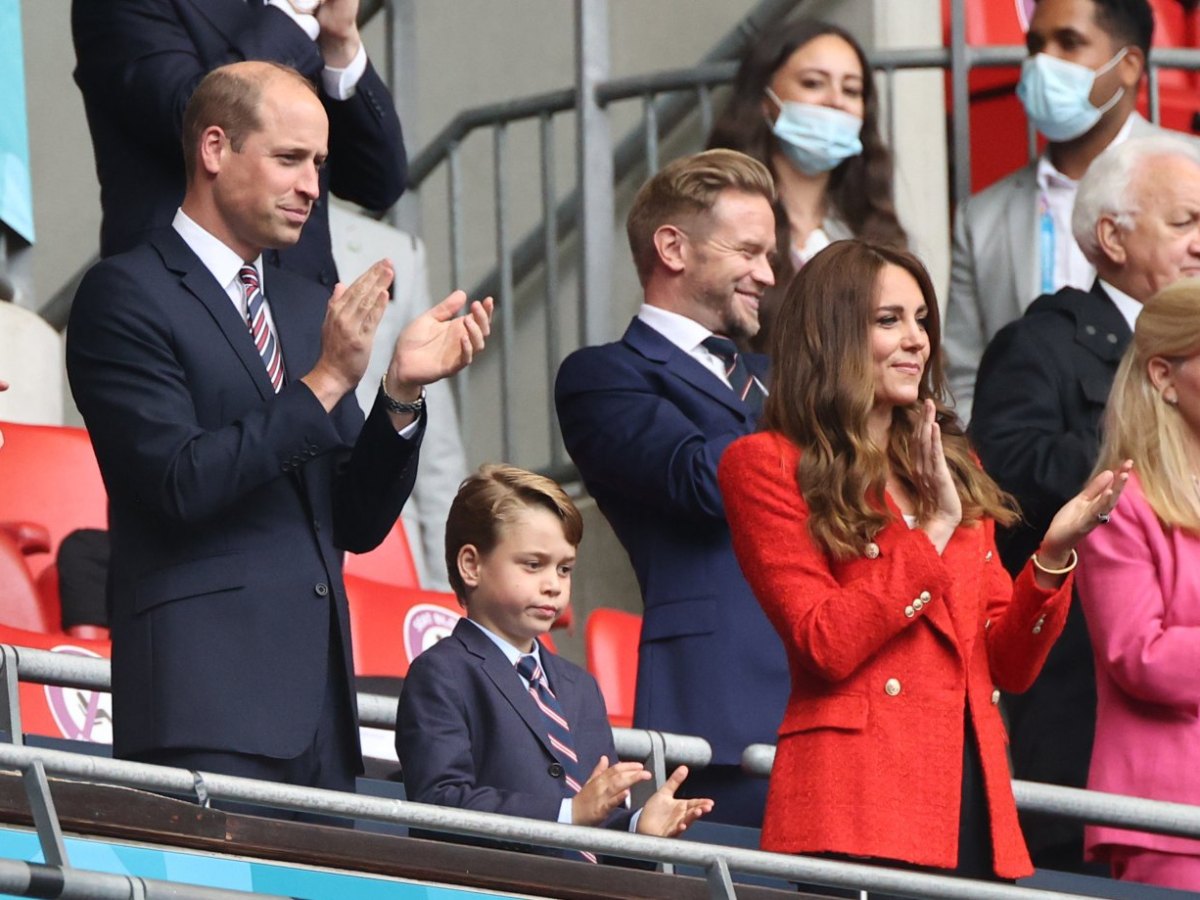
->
<box><xmin>0</xmin><ymin>527</ymin><xmax>55</xmax><ymax>632</ymax></box>
<box><xmin>0</xmin><ymin>422</ymin><xmax>108</xmax><ymax>583</ymax></box>
<box><xmin>585</xmin><ymin>607</ymin><xmax>641</xmax><ymax>728</ymax></box>
<box><xmin>344</xmin><ymin>520</ymin><xmax>422</xmax><ymax>589</ymax></box>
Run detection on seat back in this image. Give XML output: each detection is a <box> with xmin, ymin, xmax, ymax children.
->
<box><xmin>0</xmin><ymin>422</ymin><xmax>107</xmax><ymax>580</ymax></box>
<box><xmin>585</xmin><ymin>607</ymin><xmax>641</xmax><ymax>728</ymax></box>
<box><xmin>0</xmin><ymin>531</ymin><xmax>54</xmax><ymax>632</ymax></box>
<box><xmin>343</xmin><ymin>520</ymin><xmax>421</xmax><ymax>588</ymax></box>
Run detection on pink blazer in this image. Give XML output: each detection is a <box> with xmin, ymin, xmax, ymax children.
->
<box><xmin>1077</xmin><ymin>473</ymin><xmax>1200</xmax><ymax>859</ymax></box>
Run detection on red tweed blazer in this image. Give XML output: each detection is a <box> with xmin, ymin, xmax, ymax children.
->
<box><xmin>719</xmin><ymin>432</ymin><xmax>1072</xmax><ymax>879</ymax></box>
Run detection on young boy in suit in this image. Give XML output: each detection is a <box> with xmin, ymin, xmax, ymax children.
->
<box><xmin>396</xmin><ymin>464</ymin><xmax>712</xmax><ymax>859</ymax></box>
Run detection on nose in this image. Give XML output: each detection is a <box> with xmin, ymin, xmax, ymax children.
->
<box><xmin>754</xmin><ymin>253</ymin><xmax>776</xmax><ymax>288</ymax></box>
<box><xmin>826</xmin><ymin>85</ymin><xmax>851</xmax><ymax>112</ymax></box>
<box><xmin>297</xmin><ymin>161</ymin><xmax>320</xmax><ymax>200</ymax></box>
<box><xmin>901</xmin><ymin>318</ymin><xmax>927</xmax><ymax>350</ymax></box>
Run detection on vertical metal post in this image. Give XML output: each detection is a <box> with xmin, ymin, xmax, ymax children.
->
<box><xmin>384</xmin><ymin>0</ymin><xmax>422</xmax><ymax>233</ymax></box>
<box><xmin>575</xmin><ymin>0</ymin><xmax>614</xmax><ymax>348</ymax></box>
<box><xmin>0</xmin><ymin>645</ymin><xmax>23</xmax><ymax>746</ymax></box>
<box><xmin>23</xmin><ymin>762</ymin><xmax>68</xmax><ymax>868</ymax></box>
<box><xmin>540</xmin><ymin>113</ymin><xmax>564</xmax><ymax>470</ymax></box>
<box><xmin>705</xmin><ymin>857</ymin><xmax>736</xmax><ymax>900</ymax></box>
<box><xmin>949</xmin><ymin>0</ymin><xmax>972</xmax><ymax>208</ymax></box>
<box><xmin>883</xmin><ymin>67</ymin><xmax>896</xmax><ymax>152</ymax></box>
<box><xmin>1148</xmin><ymin>64</ymin><xmax>1161</xmax><ymax>126</ymax></box>
<box><xmin>448</xmin><ymin>142</ymin><xmax>469</xmax><ymax>431</ymax></box>
<box><xmin>494</xmin><ymin>124</ymin><xmax>515</xmax><ymax>463</ymax></box>
<box><xmin>643</xmin><ymin>94</ymin><xmax>659</xmax><ymax>174</ymax></box>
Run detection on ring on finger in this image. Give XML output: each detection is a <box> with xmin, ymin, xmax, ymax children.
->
<box><xmin>1096</xmin><ymin>512</ymin><xmax>1111</xmax><ymax>525</ymax></box>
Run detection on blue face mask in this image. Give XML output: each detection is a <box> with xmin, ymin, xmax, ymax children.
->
<box><xmin>1016</xmin><ymin>48</ymin><xmax>1128</xmax><ymax>143</ymax></box>
<box><xmin>766</xmin><ymin>88</ymin><xmax>864</xmax><ymax>175</ymax></box>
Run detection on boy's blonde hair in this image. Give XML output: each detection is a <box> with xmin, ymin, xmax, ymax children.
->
<box><xmin>444</xmin><ymin>464</ymin><xmax>583</xmax><ymax>601</ymax></box>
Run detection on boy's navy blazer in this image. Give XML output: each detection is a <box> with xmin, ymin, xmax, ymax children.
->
<box><xmin>397</xmin><ymin>618</ymin><xmax>632</xmax><ymax>834</ymax></box>
<box><xmin>555</xmin><ymin>317</ymin><xmax>789</xmax><ymax>767</ymax></box>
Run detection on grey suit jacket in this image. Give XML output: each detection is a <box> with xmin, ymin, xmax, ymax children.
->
<box><xmin>944</xmin><ymin>114</ymin><xmax>1175</xmax><ymax>423</ymax></box>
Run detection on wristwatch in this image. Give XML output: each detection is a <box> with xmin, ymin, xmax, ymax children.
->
<box><xmin>379</xmin><ymin>374</ymin><xmax>426</xmax><ymax>415</ymax></box>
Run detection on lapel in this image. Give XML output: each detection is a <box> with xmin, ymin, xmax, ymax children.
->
<box><xmin>1003</xmin><ymin>162</ymin><xmax>1040</xmax><ymax>318</ymax></box>
<box><xmin>261</xmin><ymin>264</ymin><xmax>323</xmax><ymax>390</ymax></box>
<box><xmin>622</xmin><ymin>317</ymin><xmax>757</xmax><ymax>421</ymax></box>
<box><xmin>456</xmin><ymin>621</ymin><xmax>563</xmax><ymax>762</ymax></box>
<box><xmin>150</xmin><ymin>229</ymin><xmax>275</xmax><ymax>402</ymax></box>
<box><xmin>1073</xmin><ymin>282</ymin><xmax>1133</xmax><ymax>361</ymax></box>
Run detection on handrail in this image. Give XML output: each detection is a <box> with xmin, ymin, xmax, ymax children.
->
<box><xmin>0</xmin><ymin>742</ymin><xmax>1102</xmax><ymax>900</ymax></box>
<box><xmin>0</xmin><ymin>644</ymin><xmax>711</xmax><ymax>771</ymax></box>
<box><xmin>0</xmin><ymin>858</ymin><xmax>287</xmax><ymax>900</ymax></box>
<box><xmin>741</xmin><ymin>742</ymin><xmax>1200</xmax><ymax>842</ymax></box>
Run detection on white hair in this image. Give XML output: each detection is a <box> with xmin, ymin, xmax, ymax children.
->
<box><xmin>1071</xmin><ymin>134</ymin><xmax>1200</xmax><ymax>264</ymax></box>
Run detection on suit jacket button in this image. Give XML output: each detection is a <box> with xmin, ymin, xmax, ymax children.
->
<box><xmin>912</xmin><ymin>598</ymin><xmax>924</xmax><ymax>611</ymax></box>
<box><xmin>919</xmin><ymin>591</ymin><xmax>931</xmax><ymax>602</ymax></box>
<box><xmin>904</xmin><ymin>605</ymin><xmax>915</xmax><ymax>618</ymax></box>
<box><xmin>991</xmin><ymin>689</ymin><xmax>1001</xmax><ymax>705</ymax></box>
<box><xmin>548</xmin><ymin>763</ymin><xmax>564</xmax><ymax>778</ymax></box>
<box><xmin>884</xmin><ymin>678</ymin><xmax>901</xmax><ymax>696</ymax></box>
<box><xmin>865</xmin><ymin>542</ymin><xmax>880</xmax><ymax>559</ymax></box>
<box><xmin>985</xmin><ymin>550</ymin><xmax>993</xmax><ymax>562</ymax></box>
<box><xmin>314</xmin><ymin>583</ymin><xmax>329</xmax><ymax>597</ymax></box>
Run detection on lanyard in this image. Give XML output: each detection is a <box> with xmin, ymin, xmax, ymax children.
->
<box><xmin>1039</xmin><ymin>193</ymin><xmax>1056</xmax><ymax>296</ymax></box>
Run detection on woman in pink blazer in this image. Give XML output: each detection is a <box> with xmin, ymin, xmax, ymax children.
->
<box><xmin>718</xmin><ymin>240</ymin><xmax>1127</xmax><ymax>890</ymax></box>
<box><xmin>1077</xmin><ymin>280</ymin><xmax>1200</xmax><ymax>891</ymax></box>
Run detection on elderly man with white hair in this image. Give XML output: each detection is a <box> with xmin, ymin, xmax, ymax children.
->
<box><xmin>969</xmin><ymin>133</ymin><xmax>1200</xmax><ymax>872</ymax></box>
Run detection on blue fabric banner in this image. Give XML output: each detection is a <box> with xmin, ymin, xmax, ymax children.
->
<box><xmin>0</xmin><ymin>0</ymin><xmax>35</xmax><ymax>243</ymax></box>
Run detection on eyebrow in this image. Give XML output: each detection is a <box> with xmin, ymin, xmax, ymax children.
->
<box><xmin>794</xmin><ymin>66</ymin><xmax>863</xmax><ymax>81</ymax></box>
<box><xmin>876</xmin><ymin>304</ymin><xmax>929</xmax><ymax>315</ymax></box>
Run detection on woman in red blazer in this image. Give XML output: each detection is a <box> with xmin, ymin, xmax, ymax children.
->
<box><xmin>1076</xmin><ymin>282</ymin><xmax>1200</xmax><ymax>890</ymax></box>
<box><xmin>718</xmin><ymin>240</ymin><xmax>1129</xmax><ymax>886</ymax></box>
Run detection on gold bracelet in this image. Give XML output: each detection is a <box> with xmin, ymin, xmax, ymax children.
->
<box><xmin>1031</xmin><ymin>548</ymin><xmax>1078</xmax><ymax>576</ymax></box>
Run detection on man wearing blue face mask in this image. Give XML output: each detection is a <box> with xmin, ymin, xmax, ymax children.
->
<box><xmin>943</xmin><ymin>0</ymin><xmax>1187</xmax><ymax>425</ymax></box>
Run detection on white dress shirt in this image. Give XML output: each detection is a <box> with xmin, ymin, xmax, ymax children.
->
<box><xmin>259</xmin><ymin>0</ymin><xmax>368</xmax><ymax>98</ymax></box>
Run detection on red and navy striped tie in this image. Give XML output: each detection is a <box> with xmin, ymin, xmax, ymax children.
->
<box><xmin>238</xmin><ymin>265</ymin><xmax>285</xmax><ymax>393</ymax></box>
<box><xmin>702</xmin><ymin>334</ymin><xmax>765</xmax><ymax>416</ymax></box>
<box><xmin>515</xmin><ymin>654</ymin><xmax>598</xmax><ymax>863</ymax></box>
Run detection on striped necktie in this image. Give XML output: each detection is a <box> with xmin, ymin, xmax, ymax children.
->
<box><xmin>515</xmin><ymin>654</ymin><xmax>598</xmax><ymax>863</ymax></box>
<box><xmin>702</xmin><ymin>334</ymin><xmax>765</xmax><ymax>415</ymax></box>
<box><xmin>238</xmin><ymin>265</ymin><xmax>285</xmax><ymax>392</ymax></box>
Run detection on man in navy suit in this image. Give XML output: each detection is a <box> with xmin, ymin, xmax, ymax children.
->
<box><xmin>555</xmin><ymin>149</ymin><xmax>789</xmax><ymax>826</ymax></box>
<box><xmin>66</xmin><ymin>61</ymin><xmax>491</xmax><ymax>799</ymax></box>
<box><xmin>72</xmin><ymin>0</ymin><xmax>405</xmax><ymax>288</ymax></box>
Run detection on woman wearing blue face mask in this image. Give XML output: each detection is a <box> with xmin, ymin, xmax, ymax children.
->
<box><xmin>708</xmin><ymin>20</ymin><xmax>907</xmax><ymax>348</ymax></box>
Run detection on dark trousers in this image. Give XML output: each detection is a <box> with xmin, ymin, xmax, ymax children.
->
<box><xmin>678</xmin><ymin>763</ymin><xmax>769</xmax><ymax>829</ymax></box>
<box><xmin>131</xmin><ymin>607</ymin><xmax>358</xmax><ymax>825</ymax></box>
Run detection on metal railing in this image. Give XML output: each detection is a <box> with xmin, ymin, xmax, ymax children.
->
<box><xmin>0</xmin><ymin>644</ymin><xmax>710</xmax><ymax>781</ymax></box>
<box><xmin>0</xmin><ymin>742</ymin><xmax>1104</xmax><ymax>900</ymax></box>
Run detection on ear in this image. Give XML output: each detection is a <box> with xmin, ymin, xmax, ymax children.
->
<box><xmin>1096</xmin><ymin>215</ymin><xmax>1127</xmax><ymax>268</ymax></box>
<box><xmin>1118</xmin><ymin>46</ymin><xmax>1145</xmax><ymax>88</ymax></box>
<box><xmin>653</xmin><ymin>224</ymin><xmax>689</xmax><ymax>275</ymax></box>
<box><xmin>1147</xmin><ymin>355</ymin><xmax>1177</xmax><ymax>403</ymax></box>
<box><xmin>457</xmin><ymin>544</ymin><xmax>482</xmax><ymax>588</ymax></box>
<box><xmin>197</xmin><ymin>125</ymin><xmax>228</xmax><ymax>177</ymax></box>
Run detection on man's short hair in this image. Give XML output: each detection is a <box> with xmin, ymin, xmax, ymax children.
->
<box><xmin>444</xmin><ymin>464</ymin><xmax>583</xmax><ymax>602</ymax></box>
<box><xmin>1072</xmin><ymin>134</ymin><xmax>1200</xmax><ymax>263</ymax></box>
<box><xmin>626</xmin><ymin>149</ymin><xmax>775</xmax><ymax>285</ymax></box>
<box><xmin>181</xmin><ymin>62</ymin><xmax>317</xmax><ymax>182</ymax></box>
<box><xmin>1035</xmin><ymin>0</ymin><xmax>1154</xmax><ymax>59</ymax></box>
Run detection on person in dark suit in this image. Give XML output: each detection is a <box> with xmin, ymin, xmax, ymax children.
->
<box><xmin>555</xmin><ymin>149</ymin><xmax>788</xmax><ymax>827</ymax></box>
<box><xmin>72</xmin><ymin>0</ymin><xmax>406</xmax><ymax>288</ymax></box>
<box><xmin>66</xmin><ymin>61</ymin><xmax>491</xmax><ymax>800</ymax></box>
<box><xmin>396</xmin><ymin>464</ymin><xmax>711</xmax><ymax>859</ymax></box>
<box><xmin>971</xmin><ymin>134</ymin><xmax>1200</xmax><ymax>870</ymax></box>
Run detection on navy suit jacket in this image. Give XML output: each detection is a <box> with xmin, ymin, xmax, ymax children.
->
<box><xmin>71</xmin><ymin>0</ymin><xmax>407</xmax><ymax>287</ymax></box>
<box><xmin>66</xmin><ymin>227</ymin><xmax>422</xmax><ymax>763</ymax></box>
<box><xmin>554</xmin><ymin>317</ymin><xmax>789</xmax><ymax>766</ymax></box>
<box><xmin>396</xmin><ymin>619</ymin><xmax>632</xmax><ymax>849</ymax></box>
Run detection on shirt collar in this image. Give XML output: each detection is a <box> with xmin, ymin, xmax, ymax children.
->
<box><xmin>172</xmin><ymin>208</ymin><xmax>264</xmax><ymax>292</ymax></box>
<box><xmin>637</xmin><ymin>303</ymin><xmax>715</xmax><ymax>355</ymax></box>
<box><xmin>1098</xmin><ymin>278</ymin><xmax>1143</xmax><ymax>332</ymax></box>
<box><xmin>1037</xmin><ymin>111</ymin><xmax>1136</xmax><ymax>193</ymax></box>
<box><xmin>464</xmin><ymin>617</ymin><xmax>544</xmax><ymax>669</ymax></box>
